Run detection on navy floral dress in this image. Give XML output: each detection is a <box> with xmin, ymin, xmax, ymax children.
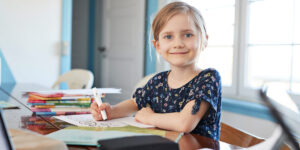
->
<box><xmin>133</xmin><ymin>68</ymin><xmax>222</xmax><ymax>140</ymax></box>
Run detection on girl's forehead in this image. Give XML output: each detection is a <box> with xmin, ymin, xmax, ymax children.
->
<box><xmin>160</xmin><ymin>13</ymin><xmax>198</xmax><ymax>33</ymax></box>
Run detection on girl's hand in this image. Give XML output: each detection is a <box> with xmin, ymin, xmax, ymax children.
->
<box><xmin>90</xmin><ymin>102</ymin><xmax>112</xmax><ymax>121</ymax></box>
<box><xmin>178</xmin><ymin>134</ymin><xmax>201</xmax><ymax>149</ymax></box>
<box><xmin>134</xmin><ymin>107</ymin><xmax>154</xmax><ymax>125</ymax></box>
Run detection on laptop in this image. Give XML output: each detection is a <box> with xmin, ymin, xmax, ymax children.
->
<box><xmin>0</xmin><ymin>109</ymin><xmax>14</xmax><ymax>150</ymax></box>
<box><xmin>260</xmin><ymin>84</ymin><xmax>300</xmax><ymax>150</ymax></box>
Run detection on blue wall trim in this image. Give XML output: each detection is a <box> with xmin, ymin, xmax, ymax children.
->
<box><xmin>61</xmin><ymin>0</ymin><xmax>73</xmax><ymax>74</ymax></box>
<box><xmin>145</xmin><ymin>0</ymin><xmax>158</xmax><ymax>75</ymax></box>
<box><xmin>0</xmin><ymin>50</ymin><xmax>16</xmax><ymax>85</ymax></box>
<box><xmin>60</xmin><ymin>0</ymin><xmax>73</xmax><ymax>89</ymax></box>
<box><xmin>87</xmin><ymin>0</ymin><xmax>96</xmax><ymax>73</ymax></box>
<box><xmin>222</xmin><ymin>98</ymin><xmax>275</xmax><ymax>122</ymax></box>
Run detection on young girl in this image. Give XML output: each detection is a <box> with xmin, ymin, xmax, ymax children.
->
<box><xmin>90</xmin><ymin>1</ymin><xmax>222</xmax><ymax>140</ymax></box>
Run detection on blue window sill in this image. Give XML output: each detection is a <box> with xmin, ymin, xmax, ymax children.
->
<box><xmin>222</xmin><ymin>98</ymin><xmax>275</xmax><ymax>122</ymax></box>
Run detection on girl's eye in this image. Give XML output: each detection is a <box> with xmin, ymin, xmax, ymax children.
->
<box><xmin>164</xmin><ymin>35</ymin><xmax>172</xmax><ymax>39</ymax></box>
<box><xmin>185</xmin><ymin>33</ymin><xmax>193</xmax><ymax>38</ymax></box>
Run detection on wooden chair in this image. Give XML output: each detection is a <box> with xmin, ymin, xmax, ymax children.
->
<box><xmin>220</xmin><ymin>122</ymin><xmax>264</xmax><ymax>147</ymax></box>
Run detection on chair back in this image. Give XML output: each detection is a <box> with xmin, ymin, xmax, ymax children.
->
<box><xmin>52</xmin><ymin>69</ymin><xmax>94</xmax><ymax>89</ymax></box>
<box><xmin>132</xmin><ymin>73</ymin><xmax>156</xmax><ymax>95</ymax></box>
<box><xmin>220</xmin><ymin>122</ymin><xmax>264</xmax><ymax>147</ymax></box>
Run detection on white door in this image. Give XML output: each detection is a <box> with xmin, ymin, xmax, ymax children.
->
<box><xmin>97</xmin><ymin>0</ymin><xmax>145</xmax><ymax>103</ymax></box>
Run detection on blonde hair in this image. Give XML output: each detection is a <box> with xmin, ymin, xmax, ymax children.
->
<box><xmin>152</xmin><ymin>1</ymin><xmax>208</xmax><ymax>51</ymax></box>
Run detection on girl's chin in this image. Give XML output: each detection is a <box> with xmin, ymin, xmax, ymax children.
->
<box><xmin>169</xmin><ymin>61</ymin><xmax>195</xmax><ymax>68</ymax></box>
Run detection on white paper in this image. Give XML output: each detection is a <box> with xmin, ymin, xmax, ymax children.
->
<box><xmin>23</xmin><ymin>88</ymin><xmax>121</xmax><ymax>96</ymax></box>
<box><xmin>54</xmin><ymin>114</ymin><xmax>154</xmax><ymax>128</ymax></box>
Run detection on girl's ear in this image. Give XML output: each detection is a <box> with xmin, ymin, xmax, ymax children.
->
<box><xmin>152</xmin><ymin>40</ymin><xmax>158</xmax><ymax>49</ymax></box>
<box><xmin>152</xmin><ymin>40</ymin><xmax>161</xmax><ymax>53</ymax></box>
<box><xmin>204</xmin><ymin>34</ymin><xmax>209</xmax><ymax>48</ymax></box>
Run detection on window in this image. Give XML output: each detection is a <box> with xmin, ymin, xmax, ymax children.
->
<box><xmin>171</xmin><ymin>0</ymin><xmax>300</xmax><ymax>104</ymax></box>
<box><xmin>246</xmin><ymin>0</ymin><xmax>300</xmax><ymax>94</ymax></box>
<box><xmin>241</xmin><ymin>0</ymin><xmax>300</xmax><ymax>103</ymax></box>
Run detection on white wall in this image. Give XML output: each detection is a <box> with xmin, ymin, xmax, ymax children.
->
<box><xmin>0</xmin><ymin>0</ymin><xmax>62</xmax><ymax>87</ymax></box>
<box><xmin>221</xmin><ymin>111</ymin><xmax>277</xmax><ymax>139</ymax></box>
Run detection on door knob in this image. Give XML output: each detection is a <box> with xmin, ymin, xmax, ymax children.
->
<box><xmin>98</xmin><ymin>47</ymin><xmax>106</xmax><ymax>52</ymax></box>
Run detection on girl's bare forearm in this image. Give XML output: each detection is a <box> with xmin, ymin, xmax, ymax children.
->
<box><xmin>150</xmin><ymin>101</ymin><xmax>209</xmax><ymax>133</ymax></box>
<box><xmin>110</xmin><ymin>98</ymin><xmax>138</xmax><ymax>119</ymax></box>
<box><xmin>150</xmin><ymin>112</ymin><xmax>185</xmax><ymax>132</ymax></box>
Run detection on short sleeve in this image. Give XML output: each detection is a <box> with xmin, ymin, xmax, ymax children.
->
<box><xmin>132</xmin><ymin>80</ymin><xmax>153</xmax><ymax>110</ymax></box>
<box><xmin>189</xmin><ymin>70</ymin><xmax>221</xmax><ymax>114</ymax></box>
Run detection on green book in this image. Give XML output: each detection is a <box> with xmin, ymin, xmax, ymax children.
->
<box><xmin>0</xmin><ymin>101</ymin><xmax>19</xmax><ymax>109</ymax></box>
<box><xmin>46</xmin><ymin>126</ymin><xmax>166</xmax><ymax>146</ymax></box>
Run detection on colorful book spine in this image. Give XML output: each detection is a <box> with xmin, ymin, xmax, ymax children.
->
<box><xmin>28</xmin><ymin>95</ymin><xmax>91</xmax><ymax>101</ymax></box>
<box><xmin>28</xmin><ymin>103</ymin><xmax>90</xmax><ymax>107</ymax></box>
<box><xmin>34</xmin><ymin>105</ymin><xmax>56</xmax><ymax>108</ymax></box>
<box><xmin>28</xmin><ymin>99</ymin><xmax>91</xmax><ymax>103</ymax></box>
<box><xmin>31</xmin><ymin>107</ymin><xmax>90</xmax><ymax>112</ymax></box>
<box><xmin>34</xmin><ymin>111</ymin><xmax>90</xmax><ymax>116</ymax></box>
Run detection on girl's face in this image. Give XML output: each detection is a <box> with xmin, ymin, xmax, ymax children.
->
<box><xmin>154</xmin><ymin>13</ymin><xmax>200</xmax><ymax>68</ymax></box>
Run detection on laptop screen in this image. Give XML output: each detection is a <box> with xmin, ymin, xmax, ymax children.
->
<box><xmin>260</xmin><ymin>84</ymin><xmax>300</xmax><ymax>150</ymax></box>
<box><xmin>0</xmin><ymin>109</ymin><xmax>13</xmax><ymax>150</ymax></box>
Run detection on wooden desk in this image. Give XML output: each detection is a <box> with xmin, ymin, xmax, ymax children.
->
<box><xmin>0</xmin><ymin>83</ymin><xmax>262</xmax><ymax>150</ymax></box>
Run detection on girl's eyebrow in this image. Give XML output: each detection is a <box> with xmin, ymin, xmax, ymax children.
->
<box><xmin>161</xmin><ymin>31</ymin><xmax>173</xmax><ymax>35</ymax></box>
<box><xmin>181</xmin><ymin>29</ymin><xmax>194</xmax><ymax>33</ymax></box>
<box><xmin>160</xmin><ymin>29</ymin><xmax>195</xmax><ymax>35</ymax></box>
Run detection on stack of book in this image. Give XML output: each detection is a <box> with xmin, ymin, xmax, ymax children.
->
<box><xmin>21</xmin><ymin>116</ymin><xmax>66</xmax><ymax>134</ymax></box>
<box><xmin>27</xmin><ymin>92</ymin><xmax>94</xmax><ymax>116</ymax></box>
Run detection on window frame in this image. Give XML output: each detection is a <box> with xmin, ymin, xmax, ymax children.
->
<box><xmin>236</xmin><ymin>0</ymin><xmax>300</xmax><ymax>105</ymax></box>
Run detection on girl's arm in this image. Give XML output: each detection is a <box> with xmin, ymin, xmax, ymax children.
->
<box><xmin>110</xmin><ymin>98</ymin><xmax>139</xmax><ymax>119</ymax></box>
<box><xmin>135</xmin><ymin>100</ymin><xmax>210</xmax><ymax>133</ymax></box>
<box><xmin>91</xmin><ymin>98</ymin><xmax>138</xmax><ymax>120</ymax></box>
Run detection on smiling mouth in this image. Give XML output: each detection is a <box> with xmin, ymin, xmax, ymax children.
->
<box><xmin>169</xmin><ymin>51</ymin><xmax>188</xmax><ymax>54</ymax></box>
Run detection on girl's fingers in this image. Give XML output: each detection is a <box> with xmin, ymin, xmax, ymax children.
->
<box><xmin>90</xmin><ymin>102</ymin><xmax>112</xmax><ymax>120</ymax></box>
<box><xmin>91</xmin><ymin>102</ymin><xmax>99</xmax><ymax>110</ymax></box>
<box><xmin>99</xmin><ymin>103</ymin><xmax>110</xmax><ymax>112</ymax></box>
<box><xmin>91</xmin><ymin>109</ymin><xmax>102</xmax><ymax>120</ymax></box>
<box><xmin>90</xmin><ymin>102</ymin><xmax>100</xmax><ymax>114</ymax></box>
<box><xmin>99</xmin><ymin>103</ymin><xmax>106</xmax><ymax>110</ymax></box>
<box><xmin>134</xmin><ymin>116</ymin><xmax>141</xmax><ymax>123</ymax></box>
<box><xmin>105</xmin><ymin>103</ymin><xmax>112</xmax><ymax>119</ymax></box>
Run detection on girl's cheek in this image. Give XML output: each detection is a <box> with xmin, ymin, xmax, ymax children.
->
<box><xmin>188</xmin><ymin>39</ymin><xmax>200</xmax><ymax>49</ymax></box>
<box><xmin>158</xmin><ymin>41</ymin><xmax>170</xmax><ymax>51</ymax></box>
<box><xmin>194</xmin><ymin>42</ymin><xmax>200</xmax><ymax>50</ymax></box>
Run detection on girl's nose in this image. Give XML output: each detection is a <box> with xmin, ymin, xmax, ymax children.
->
<box><xmin>173</xmin><ymin>37</ymin><xmax>184</xmax><ymax>49</ymax></box>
